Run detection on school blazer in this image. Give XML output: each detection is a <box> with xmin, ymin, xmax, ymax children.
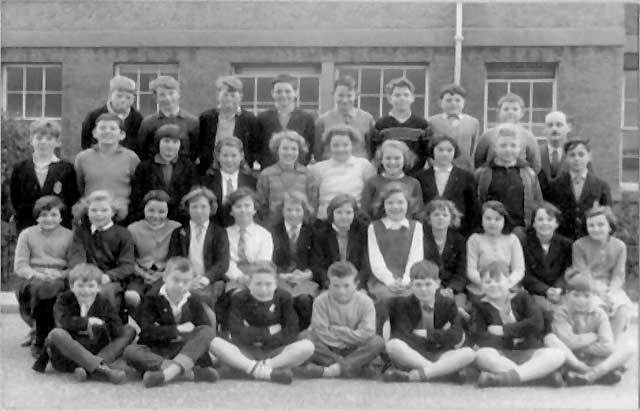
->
<box><xmin>10</xmin><ymin>159</ymin><xmax>80</xmax><ymax>232</ymax></box>
<box><xmin>423</xmin><ymin>228</ymin><xmax>467</xmax><ymax>293</ymax></box>
<box><xmin>137</xmin><ymin>293</ymin><xmax>211</xmax><ymax>347</ymax></box>
<box><xmin>256</xmin><ymin>108</ymin><xmax>316</xmax><ymax>167</ymax></box>
<box><xmin>388</xmin><ymin>292</ymin><xmax>464</xmax><ymax>352</ymax></box>
<box><xmin>129</xmin><ymin>156</ymin><xmax>199</xmax><ymax>223</ymax></box>
<box><xmin>167</xmin><ymin>222</ymin><xmax>230</xmax><ymax>283</ymax></box>
<box><xmin>200</xmin><ymin>168</ymin><xmax>257</xmax><ymax>227</ymax></box>
<box><xmin>521</xmin><ymin>231</ymin><xmax>573</xmax><ymax>296</ymax></box>
<box><xmin>198</xmin><ymin>108</ymin><xmax>261</xmax><ymax>175</ymax></box>
<box><xmin>80</xmin><ymin>104</ymin><xmax>144</xmax><ymax>153</ymax></box>
<box><xmin>415</xmin><ymin>166</ymin><xmax>479</xmax><ymax>235</ymax></box>
<box><xmin>538</xmin><ymin>144</ymin><xmax>573</xmax><ymax>198</ymax></box>
<box><xmin>271</xmin><ymin>221</ymin><xmax>314</xmax><ymax>273</ymax></box>
<box><xmin>547</xmin><ymin>172</ymin><xmax>612</xmax><ymax>240</ymax></box>
<box><xmin>310</xmin><ymin>221</ymin><xmax>367</xmax><ymax>289</ymax></box>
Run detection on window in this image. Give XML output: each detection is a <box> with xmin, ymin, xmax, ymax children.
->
<box><xmin>114</xmin><ymin>64</ymin><xmax>180</xmax><ymax>116</ymax></box>
<box><xmin>335</xmin><ymin>65</ymin><xmax>428</xmax><ymax>119</ymax></box>
<box><xmin>484</xmin><ymin>63</ymin><xmax>557</xmax><ymax>138</ymax></box>
<box><xmin>232</xmin><ymin>65</ymin><xmax>320</xmax><ymax>115</ymax></box>
<box><xmin>2</xmin><ymin>64</ymin><xmax>62</xmax><ymax>119</ymax></box>
<box><xmin>621</xmin><ymin>53</ymin><xmax>639</xmax><ymax>189</ymax></box>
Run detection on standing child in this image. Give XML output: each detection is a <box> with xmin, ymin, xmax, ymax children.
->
<box><xmin>548</xmin><ymin>140</ymin><xmax>611</xmax><ymax>240</ymax></box>
<box><xmin>360</xmin><ymin>139</ymin><xmax>423</xmax><ymax>221</ymax></box>
<box><xmin>10</xmin><ymin>119</ymin><xmax>79</xmax><ymax>232</ymax></box>
<box><xmin>297</xmin><ymin>261</ymin><xmax>385</xmax><ymax>379</ymax></box>
<box><xmin>383</xmin><ymin>260</ymin><xmax>475</xmax><ymax>383</ymax></box>
<box><xmin>123</xmin><ymin>257</ymin><xmax>220</xmax><ymax>388</ymax></box>
<box><xmin>32</xmin><ymin>263</ymin><xmax>136</xmax><ymax>383</ymax></box>
<box><xmin>572</xmin><ymin>206</ymin><xmax>633</xmax><ymax>340</ymax></box>
<box><xmin>15</xmin><ymin>196</ymin><xmax>73</xmax><ymax>356</ymax></box>
<box><xmin>210</xmin><ymin>261</ymin><xmax>315</xmax><ymax>384</ymax></box>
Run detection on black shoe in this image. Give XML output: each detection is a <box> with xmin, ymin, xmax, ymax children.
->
<box><xmin>565</xmin><ymin>371</ymin><xmax>590</xmax><ymax>386</ymax></box>
<box><xmin>358</xmin><ymin>364</ymin><xmax>380</xmax><ymax>380</ymax></box>
<box><xmin>30</xmin><ymin>344</ymin><xmax>44</xmax><ymax>359</ymax></box>
<box><xmin>293</xmin><ymin>363</ymin><xmax>324</xmax><ymax>379</ymax></box>
<box><xmin>477</xmin><ymin>371</ymin><xmax>499</xmax><ymax>388</ymax></box>
<box><xmin>193</xmin><ymin>366</ymin><xmax>220</xmax><ymax>383</ymax></box>
<box><xmin>94</xmin><ymin>364</ymin><xmax>126</xmax><ymax>384</ymax></box>
<box><xmin>32</xmin><ymin>350</ymin><xmax>49</xmax><ymax>373</ymax></box>
<box><xmin>382</xmin><ymin>369</ymin><xmax>410</xmax><ymax>382</ymax></box>
<box><xmin>142</xmin><ymin>370</ymin><xmax>166</xmax><ymax>388</ymax></box>
<box><xmin>595</xmin><ymin>370</ymin><xmax>622</xmax><ymax>385</ymax></box>
<box><xmin>270</xmin><ymin>368</ymin><xmax>293</xmax><ymax>384</ymax></box>
<box><xmin>545</xmin><ymin>371</ymin><xmax>566</xmax><ymax>388</ymax></box>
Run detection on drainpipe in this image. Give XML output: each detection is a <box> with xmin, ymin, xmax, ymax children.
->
<box><xmin>454</xmin><ymin>2</ymin><xmax>463</xmax><ymax>84</ymax></box>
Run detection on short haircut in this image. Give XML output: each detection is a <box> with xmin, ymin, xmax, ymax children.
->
<box><xmin>427</xmin><ymin>134</ymin><xmax>461</xmax><ymax>159</ymax></box>
<box><xmin>480</xmin><ymin>260</ymin><xmax>510</xmax><ymax>280</ymax></box>
<box><xmin>481</xmin><ymin>200</ymin><xmax>514</xmax><ymax>234</ymax></box>
<box><xmin>385</xmin><ymin>77</ymin><xmax>415</xmax><ymax>95</ymax></box>
<box><xmin>423</xmin><ymin>199</ymin><xmax>462</xmax><ymax>229</ymax></box>
<box><xmin>29</xmin><ymin>118</ymin><xmax>61</xmax><ymax>139</ymax></box>
<box><xmin>269</xmin><ymin>130</ymin><xmax>309</xmax><ymax>157</ymax></box>
<box><xmin>214</xmin><ymin>136</ymin><xmax>244</xmax><ymax>157</ymax></box>
<box><xmin>153</xmin><ymin>124</ymin><xmax>186</xmax><ymax>151</ymax></box>
<box><xmin>86</xmin><ymin>190</ymin><xmax>116</xmax><ymax>207</ymax></box>
<box><xmin>497</xmin><ymin>93</ymin><xmax>525</xmax><ymax>109</ymax></box>
<box><xmin>142</xmin><ymin>189</ymin><xmax>171</xmax><ymax>208</ymax></box>
<box><xmin>322</xmin><ymin>124</ymin><xmax>362</xmax><ymax>151</ymax></box>
<box><xmin>68</xmin><ymin>263</ymin><xmax>104</xmax><ymax>285</ymax></box>
<box><xmin>245</xmin><ymin>260</ymin><xmax>278</xmax><ymax>277</ymax></box>
<box><xmin>375</xmin><ymin>182</ymin><xmax>412</xmax><ymax>219</ymax></box>
<box><xmin>216</xmin><ymin>75</ymin><xmax>243</xmax><ymax>93</ymax></box>
<box><xmin>334</xmin><ymin>75</ymin><xmax>357</xmax><ymax>92</ymax></box>
<box><xmin>326</xmin><ymin>193</ymin><xmax>359</xmax><ymax>225</ymax></box>
<box><xmin>530</xmin><ymin>201</ymin><xmax>561</xmax><ymax>228</ymax></box>
<box><xmin>149</xmin><ymin>75</ymin><xmax>179</xmax><ymax>92</ymax></box>
<box><xmin>439</xmin><ymin>83</ymin><xmax>467</xmax><ymax>99</ymax></box>
<box><xmin>564</xmin><ymin>267</ymin><xmax>593</xmax><ymax>293</ymax></box>
<box><xmin>585</xmin><ymin>205</ymin><xmax>617</xmax><ymax>234</ymax></box>
<box><xmin>228</xmin><ymin>187</ymin><xmax>258</xmax><ymax>209</ymax></box>
<box><xmin>495</xmin><ymin>123</ymin><xmax>520</xmax><ymax>140</ymax></box>
<box><xmin>327</xmin><ymin>261</ymin><xmax>357</xmax><ymax>279</ymax></box>
<box><xmin>109</xmin><ymin>75</ymin><xmax>136</xmax><ymax>94</ymax></box>
<box><xmin>95</xmin><ymin>113</ymin><xmax>124</xmax><ymax>131</ymax></box>
<box><xmin>373</xmin><ymin>139</ymin><xmax>417</xmax><ymax>172</ymax></box>
<box><xmin>409</xmin><ymin>260</ymin><xmax>440</xmax><ymax>281</ymax></box>
<box><xmin>280</xmin><ymin>190</ymin><xmax>313</xmax><ymax>223</ymax></box>
<box><xmin>164</xmin><ymin>257</ymin><xmax>194</xmax><ymax>277</ymax></box>
<box><xmin>73</xmin><ymin>190</ymin><xmax>125</xmax><ymax>222</ymax></box>
<box><xmin>181</xmin><ymin>186</ymin><xmax>218</xmax><ymax>215</ymax></box>
<box><xmin>271</xmin><ymin>74</ymin><xmax>297</xmax><ymax>90</ymax></box>
<box><xmin>32</xmin><ymin>195</ymin><xmax>65</xmax><ymax>219</ymax></box>
<box><xmin>564</xmin><ymin>139</ymin><xmax>591</xmax><ymax>153</ymax></box>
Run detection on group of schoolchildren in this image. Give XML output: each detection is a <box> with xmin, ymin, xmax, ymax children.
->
<box><xmin>9</xmin><ymin>71</ymin><xmax>636</xmax><ymax>390</ymax></box>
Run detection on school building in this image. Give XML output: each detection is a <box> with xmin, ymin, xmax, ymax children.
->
<box><xmin>1</xmin><ymin>1</ymin><xmax>638</xmax><ymax>197</ymax></box>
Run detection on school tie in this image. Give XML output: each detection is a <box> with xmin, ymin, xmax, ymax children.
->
<box><xmin>288</xmin><ymin>225</ymin><xmax>298</xmax><ymax>252</ymax></box>
<box><xmin>195</xmin><ymin>224</ymin><xmax>205</xmax><ymax>241</ymax></box>
<box><xmin>550</xmin><ymin>149</ymin><xmax>560</xmax><ymax>178</ymax></box>
<box><xmin>237</xmin><ymin>228</ymin><xmax>248</xmax><ymax>263</ymax></box>
<box><xmin>572</xmin><ymin>175</ymin><xmax>585</xmax><ymax>200</ymax></box>
<box><xmin>225</xmin><ymin>177</ymin><xmax>234</xmax><ymax>200</ymax></box>
<box><xmin>447</xmin><ymin>114</ymin><xmax>460</xmax><ymax>127</ymax></box>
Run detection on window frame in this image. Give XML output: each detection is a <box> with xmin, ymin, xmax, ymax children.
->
<box><xmin>620</xmin><ymin>69</ymin><xmax>639</xmax><ymax>191</ymax></box>
<box><xmin>113</xmin><ymin>63</ymin><xmax>180</xmax><ymax>115</ymax></box>
<box><xmin>2</xmin><ymin>64</ymin><xmax>63</xmax><ymax>120</ymax></box>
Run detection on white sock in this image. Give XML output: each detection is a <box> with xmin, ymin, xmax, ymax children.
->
<box><xmin>252</xmin><ymin>361</ymin><xmax>273</xmax><ymax>380</ymax></box>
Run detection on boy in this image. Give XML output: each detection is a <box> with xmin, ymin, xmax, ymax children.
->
<box><xmin>552</xmin><ymin>270</ymin><xmax>635</xmax><ymax>385</ymax></box>
<box><xmin>129</xmin><ymin>123</ymin><xmax>198</xmax><ymax>223</ymax></box>
<box><xmin>383</xmin><ymin>260</ymin><xmax>476</xmax><ymax>382</ymax></box>
<box><xmin>257</xmin><ymin>74</ymin><xmax>316</xmax><ymax>168</ymax></box>
<box><xmin>123</xmin><ymin>257</ymin><xmax>220</xmax><ymax>388</ymax></box>
<box><xmin>198</xmin><ymin>75</ymin><xmax>261</xmax><ymax>175</ymax></box>
<box><xmin>471</xmin><ymin>261</ymin><xmax>565</xmax><ymax>388</ymax></box>
<box><xmin>474</xmin><ymin>93</ymin><xmax>542</xmax><ymax>173</ymax></box>
<box><xmin>74</xmin><ymin>113</ymin><xmax>140</xmax><ymax>219</ymax></box>
<box><xmin>32</xmin><ymin>263</ymin><xmax>136</xmax><ymax>383</ymax></box>
<box><xmin>297</xmin><ymin>261</ymin><xmax>385</xmax><ymax>379</ymax></box>
<box><xmin>427</xmin><ymin>83</ymin><xmax>479</xmax><ymax>171</ymax></box>
<box><xmin>210</xmin><ymin>261</ymin><xmax>315</xmax><ymax>384</ymax></box>
<box><xmin>137</xmin><ymin>75</ymin><xmax>200</xmax><ymax>162</ymax></box>
<box><xmin>315</xmin><ymin>75</ymin><xmax>375</xmax><ymax>160</ymax></box>
<box><xmin>373</xmin><ymin>77</ymin><xmax>431</xmax><ymax>175</ymax></box>
<box><xmin>539</xmin><ymin>111</ymin><xmax>571</xmax><ymax>196</ymax></box>
<box><xmin>80</xmin><ymin>75</ymin><xmax>143</xmax><ymax>154</ymax></box>
<box><xmin>10</xmin><ymin>118</ymin><xmax>79</xmax><ymax>232</ymax></box>
<box><xmin>14</xmin><ymin>196</ymin><xmax>73</xmax><ymax>356</ymax></box>
<box><xmin>68</xmin><ymin>190</ymin><xmax>136</xmax><ymax>318</ymax></box>
<box><xmin>547</xmin><ymin>140</ymin><xmax>611</xmax><ymax>240</ymax></box>
<box><xmin>475</xmin><ymin>124</ymin><xmax>543</xmax><ymax>230</ymax></box>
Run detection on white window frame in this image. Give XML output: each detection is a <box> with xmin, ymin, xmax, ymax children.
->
<box><xmin>114</xmin><ymin>63</ymin><xmax>180</xmax><ymax>114</ymax></box>
<box><xmin>2</xmin><ymin>64</ymin><xmax>63</xmax><ymax>119</ymax></box>
<box><xmin>335</xmin><ymin>64</ymin><xmax>429</xmax><ymax>118</ymax></box>
<box><xmin>620</xmin><ymin>71</ymin><xmax>639</xmax><ymax>191</ymax></box>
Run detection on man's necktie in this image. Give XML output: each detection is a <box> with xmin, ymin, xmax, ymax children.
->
<box><xmin>550</xmin><ymin>149</ymin><xmax>560</xmax><ymax>178</ymax></box>
<box><xmin>238</xmin><ymin>228</ymin><xmax>248</xmax><ymax>263</ymax></box>
<box><xmin>225</xmin><ymin>178</ymin><xmax>234</xmax><ymax>200</ymax></box>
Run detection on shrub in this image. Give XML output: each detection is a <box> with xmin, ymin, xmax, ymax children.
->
<box><xmin>613</xmin><ymin>198</ymin><xmax>639</xmax><ymax>302</ymax></box>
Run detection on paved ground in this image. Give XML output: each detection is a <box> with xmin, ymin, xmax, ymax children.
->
<box><xmin>1</xmin><ymin>314</ymin><xmax>638</xmax><ymax>410</ymax></box>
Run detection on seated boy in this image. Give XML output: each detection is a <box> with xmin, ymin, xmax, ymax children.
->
<box><xmin>383</xmin><ymin>260</ymin><xmax>475</xmax><ymax>382</ymax></box>
<box><xmin>32</xmin><ymin>263</ymin><xmax>136</xmax><ymax>383</ymax></box>
<box><xmin>297</xmin><ymin>261</ymin><xmax>385</xmax><ymax>379</ymax></box>
<box><xmin>14</xmin><ymin>196</ymin><xmax>73</xmax><ymax>357</ymax></box>
<box><xmin>552</xmin><ymin>269</ymin><xmax>635</xmax><ymax>386</ymax></box>
<box><xmin>471</xmin><ymin>261</ymin><xmax>565</xmax><ymax>388</ymax></box>
<box><xmin>123</xmin><ymin>257</ymin><xmax>220</xmax><ymax>388</ymax></box>
<box><xmin>210</xmin><ymin>261</ymin><xmax>315</xmax><ymax>384</ymax></box>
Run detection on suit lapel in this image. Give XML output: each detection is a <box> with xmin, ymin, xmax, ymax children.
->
<box><xmin>423</xmin><ymin>168</ymin><xmax>438</xmax><ymax>199</ymax></box>
<box><xmin>578</xmin><ymin>173</ymin><xmax>595</xmax><ymax>204</ymax></box>
<box><xmin>441</xmin><ymin>167</ymin><xmax>458</xmax><ymax>200</ymax></box>
<box><xmin>540</xmin><ymin>144</ymin><xmax>551</xmax><ymax>180</ymax></box>
<box><xmin>329</xmin><ymin>228</ymin><xmax>341</xmax><ymax>261</ymax></box>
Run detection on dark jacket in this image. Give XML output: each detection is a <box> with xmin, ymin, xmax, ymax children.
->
<box><xmin>372</xmin><ymin>114</ymin><xmax>432</xmax><ymax>174</ymax></box>
<box><xmin>80</xmin><ymin>104</ymin><xmax>143</xmax><ymax>154</ymax></box>
<box><xmin>521</xmin><ymin>231</ymin><xmax>573</xmax><ymax>296</ymax></box>
<box><xmin>137</xmin><ymin>109</ymin><xmax>200</xmax><ymax>162</ymax></box>
<box><xmin>200</xmin><ymin>168</ymin><xmax>257</xmax><ymax>227</ymax></box>
<box><xmin>271</xmin><ymin>221</ymin><xmax>314</xmax><ymax>273</ymax></box>
<box><xmin>423</xmin><ymin>228</ymin><xmax>467</xmax><ymax>293</ymax></box>
<box><xmin>256</xmin><ymin>108</ymin><xmax>316</xmax><ymax>167</ymax></box>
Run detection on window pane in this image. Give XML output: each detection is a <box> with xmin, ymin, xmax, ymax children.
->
<box><xmin>45</xmin><ymin>66</ymin><xmax>62</xmax><ymax>91</ymax></box>
<box><xmin>44</xmin><ymin>94</ymin><xmax>62</xmax><ymax>117</ymax></box>
<box><xmin>360</xmin><ymin>96</ymin><xmax>381</xmax><ymax>119</ymax></box>
<box><xmin>532</xmin><ymin>82</ymin><xmax>552</xmax><ymax>108</ymax></box>
<box><xmin>531</xmin><ymin>124</ymin><xmax>546</xmax><ymax>138</ymax></box>
<box><xmin>361</xmin><ymin>69</ymin><xmax>381</xmax><ymax>94</ymax></box>
<box><xmin>622</xmin><ymin>158</ymin><xmax>638</xmax><ymax>183</ymax></box>
<box><xmin>138</xmin><ymin>93</ymin><xmax>157</xmax><ymax>116</ymax></box>
<box><xmin>257</xmin><ymin>77</ymin><xmax>273</xmax><ymax>102</ymax></box>
<box><xmin>6</xmin><ymin>93</ymin><xmax>23</xmax><ymax>117</ymax></box>
<box><xmin>119</xmin><ymin>72</ymin><xmax>137</xmax><ymax>82</ymax></box>
<box><xmin>532</xmin><ymin>110</ymin><xmax>547</xmax><ymax>123</ymax></box>
<box><xmin>625</xmin><ymin>71</ymin><xmax>639</xmax><ymax>99</ymax></box>
<box><xmin>382</xmin><ymin>98</ymin><xmax>392</xmax><ymax>118</ymax></box>
<box><xmin>299</xmin><ymin>77</ymin><xmax>319</xmax><ymax>103</ymax></box>
<box><xmin>413</xmin><ymin>97</ymin><xmax>425</xmax><ymax>118</ymax></box>
<box><xmin>26</xmin><ymin>67</ymin><xmax>43</xmax><ymax>91</ymax></box>
<box><xmin>487</xmin><ymin>82</ymin><xmax>508</xmax><ymax>108</ymax></box>
<box><xmin>6</xmin><ymin>67</ymin><xmax>23</xmax><ymax>92</ymax></box>
<box><xmin>299</xmin><ymin>104</ymin><xmax>319</xmax><ymax>115</ymax></box>
<box><xmin>624</xmin><ymin>101</ymin><xmax>638</xmax><ymax>128</ymax></box>
<box><xmin>382</xmin><ymin>69</ymin><xmax>404</xmax><ymax>89</ymax></box>
<box><xmin>25</xmin><ymin>94</ymin><xmax>42</xmax><ymax>117</ymax></box>
<box><xmin>623</xmin><ymin>129</ymin><xmax>640</xmax><ymax>156</ymax></box>
<box><xmin>139</xmin><ymin>73</ymin><xmax>156</xmax><ymax>92</ymax></box>
<box><xmin>239</xmin><ymin>78</ymin><xmax>254</xmax><ymax>101</ymax></box>
<box><xmin>509</xmin><ymin>82</ymin><xmax>530</xmax><ymax>106</ymax></box>
<box><xmin>487</xmin><ymin>108</ymin><xmax>500</xmax><ymax>123</ymax></box>
<box><xmin>337</xmin><ymin>68</ymin><xmax>358</xmax><ymax>85</ymax></box>
<box><xmin>405</xmin><ymin>69</ymin><xmax>426</xmax><ymax>95</ymax></box>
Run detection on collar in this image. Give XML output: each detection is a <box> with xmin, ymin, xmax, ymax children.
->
<box><xmin>381</xmin><ymin>217</ymin><xmax>410</xmax><ymax>230</ymax></box>
<box><xmin>421</xmin><ymin>300</ymin><xmax>435</xmax><ymax>312</ymax></box>
<box><xmin>549</xmin><ymin>146</ymin><xmax>563</xmax><ymax>155</ymax></box>
<box><xmin>158</xmin><ymin>107</ymin><xmax>182</xmax><ymax>118</ymax></box>
<box><xmin>569</xmin><ymin>170</ymin><xmax>588</xmax><ymax>181</ymax></box>
<box><xmin>216</xmin><ymin>106</ymin><xmax>242</xmax><ymax>117</ymax></box>
<box><xmin>332</xmin><ymin>223</ymin><xmax>350</xmax><ymax>235</ymax></box>
<box><xmin>389</xmin><ymin>111</ymin><xmax>412</xmax><ymax>123</ymax></box>
<box><xmin>33</xmin><ymin>154</ymin><xmax>59</xmax><ymax>167</ymax></box>
<box><xmin>337</xmin><ymin>107</ymin><xmax>357</xmax><ymax>119</ymax></box>
<box><xmin>38</xmin><ymin>225</ymin><xmax>61</xmax><ymax>235</ymax></box>
<box><xmin>154</xmin><ymin>153</ymin><xmax>178</xmax><ymax>165</ymax></box>
<box><xmin>284</xmin><ymin>222</ymin><xmax>300</xmax><ymax>234</ymax></box>
<box><xmin>481</xmin><ymin>293</ymin><xmax>515</xmax><ymax>311</ymax></box>
<box><xmin>382</xmin><ymin>171</ymin><xmax>405</xmax><ymax>179</ymax></box>
<box><xmin>107</xmin><ymin>101</ymin><xmax>131</xmax><ymax>118</ymax></box>
<box><xmin>91</xmin><ymin>221</ymin><xmax>114</xmax><ymax>234</ymax></box>
<box><xmin>433</xmin><ymin>164</ymin><xmax>453</xmax><ymax>173</ymax></box>
<box><xmin>493</xmin><ymin>158</ymin><xmax>519</xmax><ymax>168</ymax></box>
<box><xmin>446</xmin><ymin>113</ymin><xmax>461</xmax><ymax>120</ymax></box>
<box><xmin>232</xmin><ymin>222</ymin><xmax>256</xmax><ymax>234</ymax></box>
<box><xmin>276</xmin><ymin>105</ymin><xmax>295</xmax><ymax>117</ymax></box>
<box><xmin>143</xmin><ymin>220</ymin><xmax>167</xmax><ymax>231</ymax></box>
<box><xmin>329</xmin><ymin>156</ymin><xmax>356</xmax><ymax>167</ymax></box>
<box><xmin>159</xmin><ymin>284</ymin><xmax>191</xmax><ymax>310</ymax></box>
<box><xmin>220</xmin><ymin>170</ymin><xmax>239</xmax><ymax>180</ymax></box>
<box><xmin>276</xmin><ymin>162</ymin><xmax>305</xmax><ymax>173</ymax></box>
<box><xmin>190</xmin><ymin>219</ymin><xmax>210</xmax><ymax>231</ymax></box>
<box><xmin>93</xmin><ymin>144</ymin><xmax>124</xmax><ymax>154</ymax></box>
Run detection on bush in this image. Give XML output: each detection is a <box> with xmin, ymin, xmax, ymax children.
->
<box><xmin>613</xmin><ymin>198</ymin><xmax>639</xmax><ymax>302</ymax></box>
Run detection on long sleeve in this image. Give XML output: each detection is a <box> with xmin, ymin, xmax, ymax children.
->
<box><xmin>525</xmin><ymin>133</ymin><xmax>542</xmax><ymax>174</ymax></box>
<box><xmin>13</xmin><ymin>230</ymin><xmax>40</xmax><ymax>279</ymax></box>
<box><xmin>571</xmin><ymin>240</ymin><xmax>589</xmax><ymax>273</ymax></box>
<box><xmin>310</xmin><ymin>295</ymin><xmax>347</xmax><ymax>348</ymax></box>
<box><xmin>138</xmin><ymin>297</ymin><xmax>179</xmax><ymax>343</ymax></box>
<box><xmin>204</xmin><ymin>227</ymin><xmax>230</xmax><ymax>283</ymax></box>
<box><xmin>257</xmin><ymin>229</ymin><xmax>274</xmax><ymax>261</ymax></box>
<box><xmin>331</xmin><ymin>305</ymin><xmax>376</xmax><ymax>346</ymax></box>
<box><xmin>473</xmin><ymin>131</ymin><xmax>491</xmax><ymax>169</ymax></box>
<box><xmin>68</xmin><ymin>229</ymin><xmax>87</xmax><ymax>268</ymax></box>
<box><xmin>53</xmin><ymin>293</ymin><xmax>88</xmax><ymax>332</ymax></box>
<box><xmin>74</xmin><ymin>154</ymin><xmax>86</xmax><ymax>196</ymax></box>
<box><xmin>103</xmin><ymin>231</ymin><xmax>135</xmax><ymax>281</ymax></box>
<box><xmin>359</xmin><ymin>178</ymin><xmax>376</xmax><ymax>219</ymax></box>
<box><xmin>552</xmin><ymin>310</ymin><xmax>595</xmax><ymax>350</ymax></box>
<box><xmin>314</xmin><ymin>117</ymin><xmax>326</xmax><ymax>160</ymax></box>
<box><xmin>256</xmin><ymin>173</ymin><xmax>271</xmax><ymax>218</ymax></box>
<box><xmin>609</xmin><ymin>242</ymin><xmax>627</xmax><ymax>290</ymax></box>
<box><xmin>508</xmin><ymin>234</ymin><xmax>525</xmax><ymax>287</ymax></box>
<box><xmin>367</xmin><ymin>224</ymin><xmax>395</xmax><ymax>286</ymax></box>
<box><xmin>523</xmin><ymin>267</ymin><xmax>551</xmax><ymax>296</ymax></box>
<box><xmin>502</xmin><ymin>294</ymin><xmax>544</xmax><ymax>339</ymax></box>
<box><xmin>81</xmin><ymin>111</ymin><xmax>95</xmax><ymax>150</ymax></box>
<box><xmin>466</xmin><ymin>234</ymin><xmax>482</xmax><ymax>287</ymax></box>
<box><xmin>400</xmin><ymin>222</ymin><xmax>424</xmax><ymax>285</ymax></box>
<box><xmin>228</xmin><ymin>300</ymin><xmax>270</xmax><ymax>346</ymax></box>
<box><xmin>268</xmin><ymin>292</ymin><xmax>299</xmax><ymax>347</ymax></box>
<box><xmin>582</xmin><ymin>310</ymin><xmax>615</xmax><ymax>357</ymax></box>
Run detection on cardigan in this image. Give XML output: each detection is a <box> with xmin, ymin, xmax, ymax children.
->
<box><xmin>572</xmin><ymin>236</ymin><xmax>627</xmax><ymax>289</ymax></box>
<box><xmin>372</xmin><ymin>114</ymin><xmax>432</xmax><ymax>173</ymax></box>
<box><xmin>473</xmin><ymin>125</ymin><xmax>542</xmax><ymax>173</ymax></box>
<box><xmin>271</xmin><ymin>221</ymin><xmax>314</xmax><ymax>274</ymax></box>
<box><xmin>466</xmin><ymin>233</ymin><xmax>525</xmax><ymax>295</ymax></box>
<box><xmin>423</xmin><ymin>228</ymin><xmax>467</xmax><ymax>293</ymax></box>
<box><xmin>256</xmin><ymin>108</ymin><xmax>316</xmax><ymax>167</ymax></box>
<box><xmin>200</xmin><ymin>168</ymin><xmax>257</xmax><ymax>227</ymax></box>
<box><xmin>14</xmin><ymin>225</ymin><xmax>73</xmax><ymax>280</ymax></box>
<box><xmin>80</xmin><ymin>104</ymin><xmax>143</xmax><ymax>154</ymax></box>
<box><xmin>552</xmin><ymin>303</ymin><xmax>614</xmax><ymax>358</ymax></box>
<box><xmin>127</xmin><ymin>220</ymin><xmax>181</xmax><ymax>272</ymax></box>
<box><xmin>521</xmin><ymin>231</ymin><xmax>573</xmax><ymax>296</ymax></box>
<box><xmin>427</xmin><ymin>112</ymin><xmax>480</xmax><ymax>172</ymax></box>
<box><xmin>137</xmin><ymin>109</ymin><xmax>200</xmax><ymax>162</ymax></box>
<box><xmin>360</xmin><ymin>174</ymin><xmax>423</xmax><ymax>220</ymax></box>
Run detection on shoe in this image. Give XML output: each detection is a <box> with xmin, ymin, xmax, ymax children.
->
<box><xmin>477</xmin><ymin>371</ymin><xmax>499</xmax><ymax>388</ymax></box>
<box><xmin>32</xmin><ymin>349</ymin><xmax>49</xmax><ymax>373</ymax></box>
<box><xmin>294</xmin><ymin>363</ymin><xmax>324</xmax><ymax>379</ymax></box>
<box><xmin>457</xmin><ymin>365</ymin><xmax>480</xmax><ymax>384</ymax></box>
<box><xmin>193</xmin><ymin>366</ymin><xmax>220</xmax><ymax>383</ymax></box>
<box><xmin>30</xmin><ymin>344</ymin><xmax>44</xmax><ymax>359</ymax></box>
<box><xmin>270</xmin><ymin>368</ymin><xmax>293</xmax><ymax>385</ymax></box>
<box><xmin>595</xmin><ymin>370</ymin><xmax>622</xmax><ymax>385</ymax></box>
<box><xmin>359</xmin><ymin>364</ymin><xmax>380</xmax><ymax>380</ymax></box>
<box><xmin>21</xmin><ymin>330</ymin><xmax>34</xmax><ymax>347</ymax></box>
<box><xmin>142</xmin><ymin>370</ymin><xmax>166</xmax><ymax>388</ymax></box>
<box><xmin>545</xmin><ymin>371</ymin><xmax>566</xmax><ymax>388</ymax></box>
<box><xmin>94</xmin><ymin>364</ymin><xmax>126</xmax><ymax>384</ymax></box>
<box><xmin>382</xmin><ymin>369</ymin><xmax>410</xmax><ymax>383</ymax></box>
<box><xmin>565</xmin><ymin>371</ymin><xmax>590</xmax><ymax>386</ymax></box>
<box><xmin>73</xmin><ymin>367</ymin><xmax>88</xmax><ymax>382</ymax></box>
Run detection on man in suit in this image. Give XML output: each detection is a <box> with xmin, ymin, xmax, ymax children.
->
<box><xmin>539</xmin><ymin>111</ymin><xmax>571</xmax><ymax>197</ymax></box>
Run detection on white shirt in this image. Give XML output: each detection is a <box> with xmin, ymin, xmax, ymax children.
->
<box><xmin>33</xmin><ymin>154</ymin><xmax>59</xmax><ymax>188</ymax></box>
<box><xmin>549</xmin><ymin>147</ymin><xmax>563</xmax><ymax>163</ymax></box>
<box><xmin>220</xmin><ymin>170</ymin><xmax>239</xmax><ymax>199</ymax></box>
<box><xmin>225</xmin><ymin>222</ymin><xmax>274</xmax><ymax>280</ymax></box>
<box><xmin>432</xmin><ymin>164</ymin><xmax>453</xmax><ymax>196</ymax></box>
<box><xmin>284</xmin><ymin>222</ymin><xmax>301</xmax><ymax>242</ymax></box>
<box><xmin>159</xmin><ymin>284</ymin><xmax>191</xmax><ymax>323</ymax></box>
<box><xmin>189</xmin><ymin>220</ymin><xmax>210</xmax><ymax>277</ymax></box>
<box><xmin>91</xmin><ymin>221</ymin><xmax>114</xmax><ymax>234</ymax></box>
<box><xmin>380</xmin><ymin>217</ymin><xmax>410</xmax><ymax>230</ymax></box>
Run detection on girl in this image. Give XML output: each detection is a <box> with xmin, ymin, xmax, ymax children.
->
<box><xmin>366</xmin><ymin>183</ymin><xmax>424</xmax><ymax>302</ymax></box>
<box><xmin>415</xmin><ymin>134</ymin><xmax>478</xmax><ymax>236</ymax></box>
<box><xmin>310</xmin><ymin>125</ymin><xmax>376</xmax><ymax>220</ymax></box>
<box><xmin>466</xmin><ymin>201</ymin><xmax>525</xmax><ymax>298</ymax></box>
<box><xmin>361</xmin><ymin>139</ymin><xmax>423</xmax><ymax>221</ymax></box>
<box><xmin>256</xmin><ymin>131</ymin><xmax>318</xmax><ymax>225</ymax></box>
<box><xmin>572</xmin><ymin>206</ymin><xmax>633</xmax><ymax>340</ymax></box>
